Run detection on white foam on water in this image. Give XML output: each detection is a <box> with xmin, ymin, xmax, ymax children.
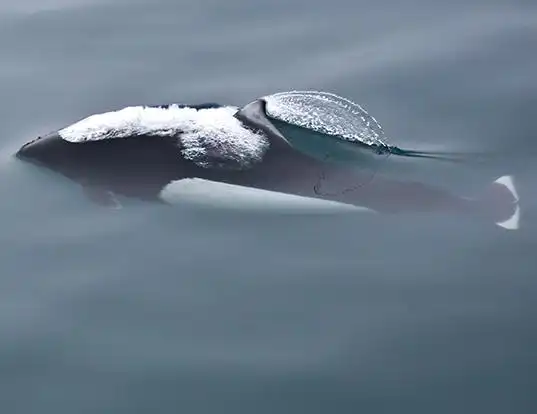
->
<box><xmin>58</xmin><ymin>105</ymin><xmax>269</xmax><ymax>169</ymax></box>
<box><xmin>263</xmin><ymin>90</ymin><xmax>389</xmax><ymax>147</ymax></box>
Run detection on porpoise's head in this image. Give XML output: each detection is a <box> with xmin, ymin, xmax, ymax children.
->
<box><xmin>16</xmin><ymin>131</ymin><xmax>87</xmax><ymax>177</ymax></box>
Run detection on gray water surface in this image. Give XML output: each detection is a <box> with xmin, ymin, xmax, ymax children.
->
<box><xmin>1</xmin><ymin>1</ymin><xmax>536</xmax><ymax>413</ymax></box>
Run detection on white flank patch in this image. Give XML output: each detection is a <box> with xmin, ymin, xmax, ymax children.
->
<box><xmin>58</xmin><ymin>105</ymin><xmax>269</xmax><ymax>169</ymax></box>
<box><xmin>160</xmin><ymin>178</ymin><xmax>375</xmax><ymax>214</ymax></box>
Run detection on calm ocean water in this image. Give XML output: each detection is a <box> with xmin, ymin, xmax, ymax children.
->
<box><xmin>1</xmin><ymin>0</ymin><xmax>536</xmax><ymax>413</ymax></box>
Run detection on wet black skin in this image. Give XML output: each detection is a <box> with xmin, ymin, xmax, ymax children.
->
<box><xmin>16</xmin><ymin>99</ymin><xmax>511</xmax><ymax>224</ymax></box>
<box><xmin>15</xmin><ymin>100</ymin><xmax>327</xmax><ymax>203</ymax></box>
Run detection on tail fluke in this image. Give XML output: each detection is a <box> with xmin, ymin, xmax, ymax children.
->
<box><xmin>492</xmin><ymin>176</ymin><xmax>520</xmax><ymax>230</ymax></box>
<box><xmin>475</xmin><ymin>175</ymin><xmax>520</xmax><ymax>230</ymax></box>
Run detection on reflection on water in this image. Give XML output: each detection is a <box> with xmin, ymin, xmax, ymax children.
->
<box><xmin>0</xmin><ymin>0</ymin><xmax>536</xmax><ymax>413</ymax></box>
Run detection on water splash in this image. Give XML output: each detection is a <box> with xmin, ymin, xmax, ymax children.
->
<box><xmin>262</xmin><ymin>90</ymin><xmax>470</xmax><ymax>162</ymax></box>
<box><xmin>261</xmin><ymin>91</ymin><xmax>395</xmax><ymax>196</ymax></box>
<box><xmin>263</xmin><ymin>90</ymin><xmax>391</xmax><ymax>151</ymax></box>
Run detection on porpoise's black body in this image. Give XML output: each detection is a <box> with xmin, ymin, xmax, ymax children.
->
<box><xmin>17</xmin><ymin>101</ymin><xmax>328</xmax><ymax>205</ymax></box>
<box><xmin>16</xmin><ymin>99</ymin><xmax>520</xmax><ymax>228</ymax></box>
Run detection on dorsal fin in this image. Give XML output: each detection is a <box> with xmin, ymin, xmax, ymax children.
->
<box><xmin>234</xmin><ymin>99</ymin><xmax>292</xmax><ymax>149</ymax></box>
